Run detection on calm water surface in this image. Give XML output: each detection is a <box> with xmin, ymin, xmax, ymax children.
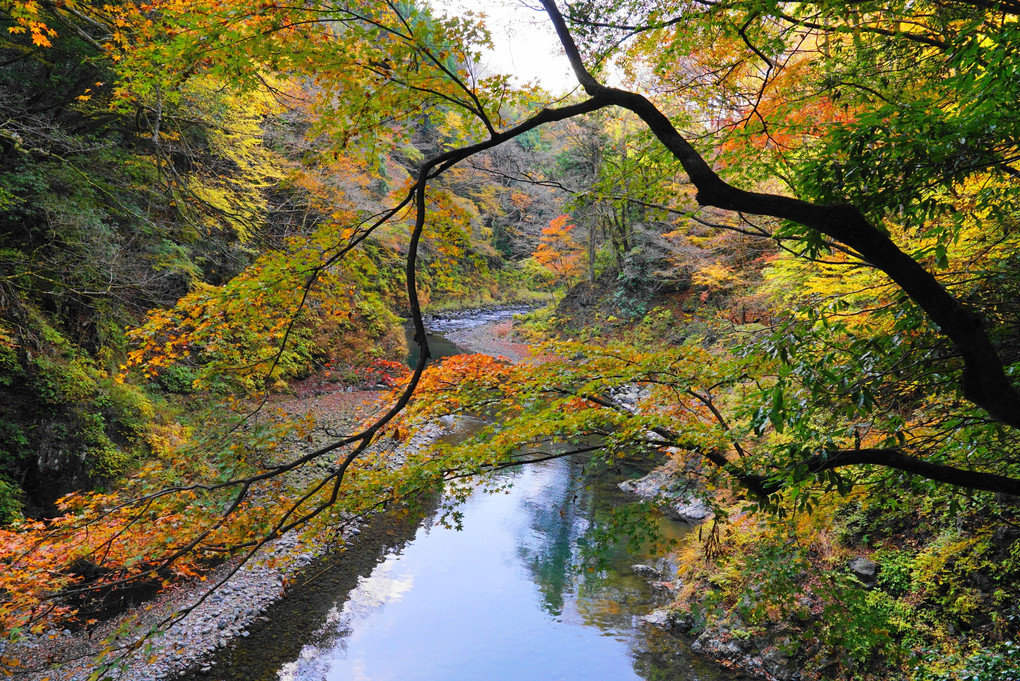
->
<box><xmin>272</xmin><ymin>446</ymin><xmax>736</xmax><ymax>681</ymax></box>
<box><xmin>193</xmin><ymin>313</ymin><xmax>743</xmax><ymax>681</ymax></box>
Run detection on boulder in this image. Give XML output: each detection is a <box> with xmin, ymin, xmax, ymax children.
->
<box><xmin>762</xmin><ymin>645</ymin><xmax>802</xmax><ymax>680</ymax></box>
<box><xmin>631</xmin><ymin>563</ymin><xmax>662</xmax><ymax>578</ymax></box>
<box><xmin>848</xmin><ymin>556</ymin><xmax>878</xmax><ymax>586</ymax></box>
<box><xmin>640</xmin><ymin>608</ymin><xmax>673</xmax><ymax>627</ymax></box>
<box><xmin>619</xmin><ymin>467</ymin><xmax>713</xmax><ymax>522</ymax></box>
<box><xmin>669</xmin><ymin>497</ymin><xmax>713</xmax><ymax>523</ymax></box>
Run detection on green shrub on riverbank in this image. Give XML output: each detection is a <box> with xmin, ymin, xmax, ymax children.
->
<box><xmin>664</xmin><ymin>484</ymin><xmax>1020</xmax><ymax>680</ymax></box>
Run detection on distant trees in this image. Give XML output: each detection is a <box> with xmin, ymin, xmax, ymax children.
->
<box><xmin>533</xmin><ymin>214</ymin><xmax>584</xmax><ymax>282</ymax></box>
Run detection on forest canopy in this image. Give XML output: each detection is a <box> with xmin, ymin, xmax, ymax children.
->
<box><xmin>1</xmin><ymin>0</ymin><xmax>1020</xmax><ymax>678</ymax></box>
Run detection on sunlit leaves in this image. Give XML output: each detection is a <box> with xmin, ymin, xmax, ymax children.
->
<box><xmin>2</xmin><ymin>0</ymin><xmax>58</xmax><ymax>48</ymax></box>
<box><xmin>533</xmin><ymin>213</ymin><xmax>585</xmax><ymax>281</ymax></box>
<box><xmin>102</xmin><ymin>0</ymin><xmax>506</xmax><ymax>165</ymax></box>
<box><xmin>393</xmin><ymin>342</ymin><xmax>749</xmax><ymax>503</ymax></box>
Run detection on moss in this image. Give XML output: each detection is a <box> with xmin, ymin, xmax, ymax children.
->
<box><xmin>0</xmin><ymin>478</ymin><xmax>23</xmax><ymax>524</ymax></box>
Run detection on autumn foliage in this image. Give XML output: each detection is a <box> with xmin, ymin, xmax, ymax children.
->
<box><xmin>532</xmin><ymin>214</ymin><xmax>584</xmax><ymax>282</ymax></box>
<box><xmin>3</xmin><ymin>0</ymin><xmax>1020</xmax><ymax>677</ymax></box>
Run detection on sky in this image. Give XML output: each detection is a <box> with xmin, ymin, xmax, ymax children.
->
<box><xmin>439</xmin><ymin>0</ymin><xmax>580</xmax><ymax>94</ymax></box>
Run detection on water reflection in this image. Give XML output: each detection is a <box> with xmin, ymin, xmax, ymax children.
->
<box><xmin>514</xmin><ymin>456</ymin><xmax>578</xmax><ymax>618</ymax></box>
<box><xmin>274</xmin><ymin>453</ymin><xmax>737</xmax><ymax>681</ymax></box>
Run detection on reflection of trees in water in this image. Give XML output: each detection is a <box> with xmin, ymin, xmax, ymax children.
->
<box><xmin>513</xmin><ymin>455</ymin><xmax>586</xmax><ymax>616</ymax></box>
<box><xmin>512</xmin><ymin>453</ymin><xmax>651</xmax><ymax>629</ymax></box>
<box><xmin>508</xmin><ymin>457</ymin><xmax>726</xmax><ymax>681</ymax></box>
<box><xmin>512</xmin><ymin>452</ymin><xmax>691</xmax><ymax>638</ymax></box>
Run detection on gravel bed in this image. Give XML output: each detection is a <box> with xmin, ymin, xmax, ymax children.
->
<box><xmin>4</xmin><ymin>413</ymin><xmax>445</xmax><ymax>681</ymax></box>
<box><xmin>443</xmin><ymin>319</ymin><xmax>536</xmax><ymax>364</ymax></box>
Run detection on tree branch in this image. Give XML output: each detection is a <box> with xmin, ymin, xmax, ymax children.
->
<box><xmin>804</xmin><ymin>448</ymin><xmax>1020</xmax><ymax>497</ymax></box>
<box><xmin>539</xmin><ymin>0</ymin><xmax>1020</xmax><ymax>429</ymax></box>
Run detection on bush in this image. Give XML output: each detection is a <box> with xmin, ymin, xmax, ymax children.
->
<box><xmin>875</xmin><ymin>548</ymin><xmax>916</xmax><ymax>597</ymax></box>
<box><xmin>914</xmin><ymin>641</ymin><xmax>1020</xmax><ymax>681</ymax></box>
<box><xmin>102</xmin><ymin>379</ymin><xmax>155</xmax><ymax>440</ymax></box>
<box><xmin>0</xmin><ymin>478</ymin><xmax>23</xmax><ymax>524</ymax></box>
<box><xmin>156</xmin><ymin>364</ymin><xmax>197</xmax><ymax>394</ymax></box>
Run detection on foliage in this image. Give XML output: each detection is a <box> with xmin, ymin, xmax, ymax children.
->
<box><xmin>915</xmin><ymin>641</ymin><xmax>1020</xmax><ymax>681</ymax></box>
<box><xmin>3</xmin><ymin>0</ymin><xmax>1020</xmax><ymax>677</ymax></box>
<box><xmin>533</xmin><ymin>214</ymin><xmax>585</xmax><ymax>283</ymax></box>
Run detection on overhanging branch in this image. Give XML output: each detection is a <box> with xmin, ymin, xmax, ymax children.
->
<box><xmin>539</xmin><ymin>0</ymin><xmax>1020</xmax><ymax>430</ymax></box>
<box><xmin>806</xmin><ymin>448</ymin><xmax>1020</xmax><ymax>496</ymax></box>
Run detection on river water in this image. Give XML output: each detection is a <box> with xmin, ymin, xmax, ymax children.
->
<box><xmin>193</xmin><ymin>309</ymin><xmax>743</xmax><ymax>681</ymax></box>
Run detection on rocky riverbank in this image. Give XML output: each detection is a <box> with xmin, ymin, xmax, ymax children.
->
<box><xmin>625</xmin><ymin>466</ymin><xmax>812</xmax><ymax>681</ymax></box>
<box><xmin>10</xmin><ymin>525</ymin><xmax>346</xmax><ymax>681</ymax></box>
<box><xmin>6</xmin><ymin>307</ymin><xmax>544</xmax><ymax>681</ymax></box>
<box><xmin>4</xmin><ymin>388</ymin><xmax>446</xmax><ymax>681</ymax></box>
<box><xmin>618</xmin><ymin>434</ymin><xmax>804</xmax><ymax>679</ymax></box>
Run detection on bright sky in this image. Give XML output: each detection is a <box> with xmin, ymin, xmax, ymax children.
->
<box><xmin>439</xmin><ymin>0</ymin><xmax>580</xmax><ymax>94</ymax></box>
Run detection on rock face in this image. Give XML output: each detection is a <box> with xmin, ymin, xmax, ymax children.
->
<box><xmin>618</xmin><ymin>466</ymin><xmax>713</xmax><ymax>523</ymax></box>
<box><xmin>687</xmin><ymin>617</ymin><xmax>805</xmax><ymax>681</ymax></box>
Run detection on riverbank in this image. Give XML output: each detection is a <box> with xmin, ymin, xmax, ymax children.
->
<box><xmin>7</xmin><ymin>309</ymin><xmax>543</xmax><ymax>680</ymax></box>
<box><xmin>4</xmin><ymin>387</ymin><xmax>402</xmax><ymax>681</ymax></box>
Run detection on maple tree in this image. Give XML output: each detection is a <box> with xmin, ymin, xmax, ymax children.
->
<box><xmin>533</xmin><ymin>213</ymin><xmax>585</xmax><ymax>282</ymax></box>
<box><xmin>2</xmin><ymin>0</ymin><xmax>1020</xmax><ymax>675</ymax></box>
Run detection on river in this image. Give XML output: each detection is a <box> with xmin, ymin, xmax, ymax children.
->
<box><xmin>189</xmin><ymin>309</ymin><xmax>745</xmax><ymax>681</ymax></box>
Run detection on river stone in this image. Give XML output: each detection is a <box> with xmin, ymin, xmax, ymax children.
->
<box><xmin>669</xmin><ymin>497</ymin><xmax>713</xmax><ymax>523</ymax></box>
<box><xmin>691</xmin><ymin>630</ymin><xmax>744</xmax><ymax>659</ymax></box>
<box><xmin>640</xmin><ymin>608</ymin><xmax>673</xmax><ymax>627</ymax></box>
<box><xmin>619</xmin><ymin>467</ymin><xmax>713</xmax><ymax>523</ymax></box>
<box><xmin>609</xmin><ymin>385</ymin><xmax>651</xmax><ymax>412</ymax></box>
<box><xmin>848</xmin><ymin>556</ymin><xmax>878</xmax><ymax>586</ymax></box>
<box><xmin>632</xmin><ymin>563</ymin><xmax>662</xmax><ymax>578</ymax></box>
<box><xmin>762</xmin><ymin>646</ymin><xmax>801</xmax><ymax>681</ymax></box>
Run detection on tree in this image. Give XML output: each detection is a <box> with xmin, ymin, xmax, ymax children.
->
<box><xmin>387</xmin><ymin>0</ymin><xmax>1020</xmax><ymax>499</ymax></box>
<box><xmin>520</xmin><ymin>0</ymin><xmax>1020</xmax><ymax>495</ymax></box>
<box><xmin>112</xmin><ymin>0</ymin><xmax>1020</xmax><ymax>546</ymax></box>
<box><xmin>3</xmin><ymin>0</ymin><xmax>1020</xmax><ymax>665</ymax></box>
<box><xmin>533</xmin><ymin>213</ymin><xmax>585</xmax><ymax>282</ymax></box>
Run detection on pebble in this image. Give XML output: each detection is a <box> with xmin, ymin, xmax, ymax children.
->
<box><xmin>6</xmin><ymin>501</ymin><xmax>370</xmax><ymax>680</ymax></box>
